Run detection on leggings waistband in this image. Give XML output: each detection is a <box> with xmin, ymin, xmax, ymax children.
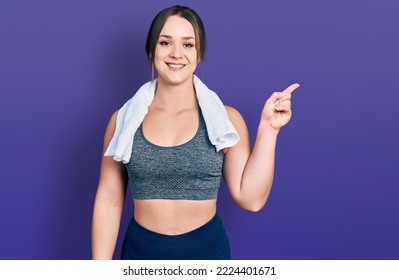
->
<box><xmin>129</xmin><ymin>212</ymin><xmax>222</xmax><ymax>244</ymax></box>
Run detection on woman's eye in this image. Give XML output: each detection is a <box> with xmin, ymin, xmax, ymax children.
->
<box><xmin>184</xmin><ymin>43</ymin><xmax>194</xmax><ymax>48</ymax></box>
<box><xmin>159</xmin><ymin>41</ymin><xmax>170</xmax><ymax>46</ymax></box>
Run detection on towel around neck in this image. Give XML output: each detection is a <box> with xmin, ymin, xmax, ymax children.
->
<box><xmin>104</xmin><ymin>75</ymin><xmax>240</xmax><ymax>163</ymax></box>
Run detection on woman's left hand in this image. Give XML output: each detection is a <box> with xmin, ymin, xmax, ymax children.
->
<box><xmin>261</xmin><ymin>83</ymin><xmax>300</xmax><ymax>131</ymax></box>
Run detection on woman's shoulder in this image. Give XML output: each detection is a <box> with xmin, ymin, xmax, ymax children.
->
<box><xmin>103</xmin><ymin>110</ymin><xmax>119</xmax><ymax>141</ymax></box>
<box><xmin>224</xmin><ymin>105</ymin><xmax>239</xmax><ymax>113</ymax></box>
<box><xmin>224</xmin><ymin>105</ymin><xmax>246</xmax><ymax>126</ymax></box>
<box><xmin>111</xmin><ymin>109</ymin><xmax>120</xmax><ymax>121</ymax></box>
<box><xmin>223</xmin><ymin>105</ymin><xmax>249</xmax><ymax>154</ymax></box>
<box><xmin>107</xmin><ymin>109</ymin><xmax>119</xmax><ymax>128</ymax></box>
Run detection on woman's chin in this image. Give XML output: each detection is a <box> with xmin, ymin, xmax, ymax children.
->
<box><xmin>159</xmin><ymin>73</ymin><xmax>193</xmax><ymax>86</ymax></box>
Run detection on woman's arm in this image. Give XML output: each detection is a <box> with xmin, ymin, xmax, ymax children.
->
<box><xmin>223</xmin><ymin>84</ymin><xmax>300</xmax><ymax>212</ymax></box>
<box><xmin>91</xmin><ymin>110</ymin><xmax>128</xmax><ymax>259</ymax></box>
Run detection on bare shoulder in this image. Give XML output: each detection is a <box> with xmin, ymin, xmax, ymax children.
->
<box><xmin>223</xmin><ymin>105</ymin><xmax>250</xmax><ymax>154</ymax></box>
<box><xmin>107</xmin><ymin>110</ymin><xmax>120</xmax><ymax>130</ymax></box>
<box><xmin>102</xmin><ymin>110</ymin><xmax>119</xmax><ymax>153</ymax></box>
<box><xmin>224</xmin><ymin>105</ymin><xmax>247</xmax><ymax>128</ymax></box>
<box><xmin>109</xmin><ymin>110</ymin><xmax>119</xmax><ymax>125</ymax></box>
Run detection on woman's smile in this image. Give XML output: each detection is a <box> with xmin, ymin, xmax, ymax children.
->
<box><xmin>166</xmin><ymin>63</ymin><xmax>186</xmax><ymax>71</ymax></box>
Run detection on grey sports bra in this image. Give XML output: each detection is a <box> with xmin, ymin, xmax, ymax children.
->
<box><xmin>124</xmin><ymin>107</ymin><xmax>224</xmax><ymax>200</ymax></box>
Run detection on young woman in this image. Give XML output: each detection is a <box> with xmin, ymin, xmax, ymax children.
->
<box><xmin>91</xmin><ymin>5</ymin><xmax>300</xmax><ymax>260</ymax></box>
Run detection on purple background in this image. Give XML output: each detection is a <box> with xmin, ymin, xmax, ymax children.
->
<box><xmin>1</xmin><ymin>0</ymin><xmax>398</xmax><ymax>260</ymax></box>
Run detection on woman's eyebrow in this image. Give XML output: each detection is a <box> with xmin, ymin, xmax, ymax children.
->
<box><xmin>159</xmin><ymin>34</ymin><xmax>195</xmax><ymax>40</ymax></box>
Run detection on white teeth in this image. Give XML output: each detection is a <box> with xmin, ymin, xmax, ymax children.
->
<box><xmin>168</xmin><ymin>64</ymin><xmax>184</xmax><ymax>69</ymax></box>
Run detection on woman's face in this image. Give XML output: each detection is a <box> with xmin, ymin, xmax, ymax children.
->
<box><xmin>154</xmin><ymin>15</ymin><xmax>198</xmax><ymax>86</ymax></box>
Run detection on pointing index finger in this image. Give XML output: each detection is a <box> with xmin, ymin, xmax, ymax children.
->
<box><xmin>282</xmin><ymin>83</ymin><xmax>301</xmax><ymax>95</ymax></box>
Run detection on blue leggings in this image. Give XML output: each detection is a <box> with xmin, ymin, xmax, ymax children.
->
<box><xmin>121</xmin><ymin>213</ymin><xmax>231</xmax><ymax>260</ymax></box>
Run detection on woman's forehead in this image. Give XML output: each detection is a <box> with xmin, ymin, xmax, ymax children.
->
<box><xmin>160</xmin><ymin>15</ymin><xmax>195</xmax><ymax>38</ymax></box>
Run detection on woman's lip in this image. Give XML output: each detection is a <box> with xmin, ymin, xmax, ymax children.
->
<box><xmin>166</xmin><ymin>63</ymin><xmax>185</xmax><ymax>71</ymax></box>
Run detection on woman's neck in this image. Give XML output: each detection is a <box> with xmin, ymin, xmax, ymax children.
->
<box><xmin>152</xmin><ymin>76</ymin><xmax>198</xmax><ymax>112</ymax></box>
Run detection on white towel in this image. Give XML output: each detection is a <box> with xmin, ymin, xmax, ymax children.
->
<box><xmin>104</xmin><ymin>75</ymin><xmax>240</xmax><ymax>163</ymax></box>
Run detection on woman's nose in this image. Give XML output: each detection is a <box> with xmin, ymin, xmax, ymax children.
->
<box><xmin>169</xmin><ymin>44</ymin><xmax>183</xmax><ymax>59</ymax></box>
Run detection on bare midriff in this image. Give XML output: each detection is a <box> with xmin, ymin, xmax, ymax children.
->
<box><xmin>133</xmin><ymin>199</ymin><xmax>217</xmax><ymax>235</ymax></box>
